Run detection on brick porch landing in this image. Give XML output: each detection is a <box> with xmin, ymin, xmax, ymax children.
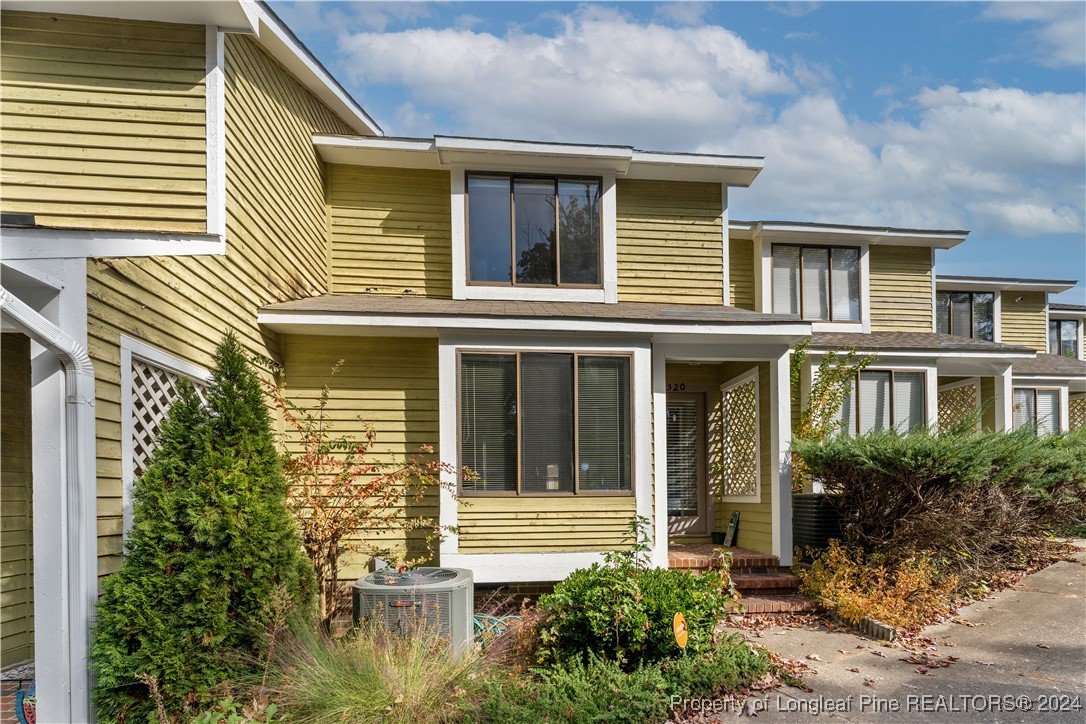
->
<box><xmin>668</xmin><ymin>542</ymin><xmax>813</xmax><ymax>614</ymax></box>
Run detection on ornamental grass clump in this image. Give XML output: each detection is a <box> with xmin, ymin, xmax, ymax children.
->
<box><xmin>92</xmin><ymin>334</ymin><xmax>314</xmax><ymax>722</ymax></box>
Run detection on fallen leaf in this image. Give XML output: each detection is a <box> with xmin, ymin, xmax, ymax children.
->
<box><xmin>975</xmin><ymin>660</ymin><xmax>995</xmax><ymax>666</ymax></box>
<box><xmin>847</xmin><ymin>667</ymin><xmax>860</xmax><ymax>673</ymax></box>
<box><xmin>915</xmin><ymin>667</ymin><xmax>935</xmax><ymax>676</ymax></box>
<box><xmin>863</xmin><ymin>677</ymin><xmax>876</xmax><ymax>687</ymax></box>
<box><xmin>871</xmin><ymin>650</ymin><xmax>888</xmax><ymax>658</ymax></box>
<box><xmin>952</xmin><ymin>618</ymin><xmax>977</xmax><ymax>627</ymax></box>
<box><xmin>856</xmin><ymin>644</ymin><xmax>868</xmax><ymax>649</ymax></box>
<box><xmin>837</xmin><ymin>649</ymin><xmax>847</xmax><ymax>654</ymax></box>
<box><xmin>806</xmin><ymin>654</ymin><xmax>822</xmax><ymax>661</ymax></box>
<box><xmin>1037</xmin><ymin>644</ymin><xmax>1050</xmax><ymax>649</ymax></box>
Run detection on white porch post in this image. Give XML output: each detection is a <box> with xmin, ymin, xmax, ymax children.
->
<box><xmin>650</xmin><ymin>346</ymin><xmax>669</xmax><ymax>569</ymax></box>
<box><xmin>770</xmin><ymin>355</ymin><xmax>793</xmax><ymax>566</ymax></box>
<box><xmin>993</xmin><ymin>364</ymin><xmax>1013</xmax><ymax>432</ymax></box>
<box><xmin>437</xmin><ymin>335</ymin><xmax>459</xmax><ymax>560</ymax></box>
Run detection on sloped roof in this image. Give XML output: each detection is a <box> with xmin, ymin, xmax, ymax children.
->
<box><xmin>809</xmin><ymin>331</ymin><xmax>1034</xmax><ymax>354</ymax></box>
<box><xmin>1013</xmin><ymin>353</ymin><xmax>1086</xmax><ymax>377</ymax></box>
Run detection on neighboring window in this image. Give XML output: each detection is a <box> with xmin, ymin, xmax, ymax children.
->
<box><xmin>459</xmin><ymin>352</ymin><xmax>631</xmax><ymax>494</ymax></box>
<box><xmin>835</xmin><ymin>370</ymin><xmax>926</xmax><ymax>435</ymax></box>
<box><xmin>466</xmin><ymin>174</ymin><xmax>601</xmax><ymax>287</ymax></box>
<box><xmin>1013</xmin><ymin>388</ymin><xmax>1061</xmax><ymax>435</ymax></box>
<box><xmin>936</xmin><ymin>292</ymin><xmax>994</xmax><ymax>341</ymax></box>
<box><xmin>772</xmin><ymin>244</ymin><xmax>859</xmax><ymax>321</ymax></box>
<box><xmin>1048</xmin><ymin>320</ymin><xmax>1079</xmax><ymax>358</ymax></box>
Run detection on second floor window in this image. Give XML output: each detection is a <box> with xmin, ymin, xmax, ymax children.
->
<box><xmin>936</xmin><ymin>292</ymin><xmax>994</xmax><ymax>341</ymax></box>
<box><xmin>1049</xmin><ymin>320</ymin><xmax>1079</xmax><ymax>357</ymax></box>
<box><xmin>467</xmin><ymin>174</ymin><xmax>601</xmax><ymax>287</ymax></box>
<box><xmin>772</xmin><ymin>245</ymin><xmax>860</xmax><ymax>321</ymax></box>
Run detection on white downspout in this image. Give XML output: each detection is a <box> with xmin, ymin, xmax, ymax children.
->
<box><xmin>0</xmin><ymin>287</ymin><xmax>97</xmax><ymax>723</ymax></box>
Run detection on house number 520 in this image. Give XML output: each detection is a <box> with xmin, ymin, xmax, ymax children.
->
<box><xmin>667</xmin><ymin>383</ymin><xmax>687</xmax><ymax>391</ymax></box>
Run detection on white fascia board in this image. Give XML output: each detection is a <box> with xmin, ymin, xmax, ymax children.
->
<box><xmin>434</xmin><ymin>136</ymin><xmax>634</xmax><ymax>161</ymax></box>
<box><xmin>626</xmin><ymin>152</ymin><xmax>763</xmax><ymax>187</ymax></box>
<box><xmin>804</xmin><ymin>346</ymin><xmax>1036</xmax><ymax>361</ymax></box>
<box><xmin>3</xmin><ymin>1</ymin><xmax>259</xmax><ymax>31</ymax></box>
<box><xmin>442</xmin><ymin>552</ymin><xmax>608</xmax><ymax>583</ymax></box>
<box><xmin>258</xmin><ymin>310</ymin><xmax>812</xmax><ymax>339</ymax></box>
<box><xmin>936</xmin><ymin>276</ymin><xmax>1077</xmax><ymax>294</ymax></box>
<box><xmin>1</xmin><ymin>228</ymin><xmax>226</xmax><ymax>260</ymax></box>
<box><xmin>1049</xmin><ymin>310</ymin><xmax>1086</xmax><ymax>320</ymax></box>
<box><xmin>756</xmin><ymin>222</ymin><xmax>967</xmax><ymax>249</ymax></box>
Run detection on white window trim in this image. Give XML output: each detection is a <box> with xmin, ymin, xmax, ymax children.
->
<box><xmin>937</xmin><ymin>376</ymin><xmax>982</xmax><ymax>432</ymax></box>
<box><xmin>205</xmin><ymin>26</ymin><xmax>226</xmax><ymax>239</ymax></box>
<box><xmin>757</xmin><ymin>238</ymin><xmax>871</xmax><ymax>333</ymax></box>
<box><xmin>719</xmin><ymin>368</ymin><xmax>761</xmax><ymax>504</ymax></box>
<box><xmin>120</xmin><ymin>336</ymin><xmax>212</xmax><ymax>535</ymax></box>
<box><xmin>438</xmin><ymin>334</ymin><xmax>652</xmax><ymax>580</ymax></box>
<box><xmin>450</xmin><ymin>169</ymin><xmax>617</xmax><ymax>303</ymax></box>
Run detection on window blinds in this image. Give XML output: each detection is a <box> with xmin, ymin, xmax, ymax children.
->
<box><xmin>1013</xmin><ymin>389</ymin><xmax>1034</xmax><ymax>432</ymax></box>
<box><xmin>460</xmin><ymin>354</ymin><xmax>517</xmax><ymax>491</ymax></box>
<box><xmin>831</xmin><ymin>247</ymin><xmax>860</xmax><ymax>321</ymax></box>
<box><xmin>859</xmin><ymin>370</ymin><xmax>892</xmax><ymax>434</ymax></box>
<box><xmin>577</xmin><ymin>357</ymin><xmax>631</xmax><ymax>491</ymax></box>
<box><xmin>802</xmin><ymin>247</ymin><xmax>830</xmax><ymax>320</ymax></box>
<box><xmin>520</xmin><ymin>353</ymin><xmax>574</xmax><ymax>492</ymax></box>
<box><xmin>772</xmin><ymin>246</ymin><xmax>800</xmax><ymax>315</ymax></box>
<box><xmin>892</xmin><ymin>371</ymin><xmax>926</xmax><ymax>432</ymax></box>
<box><xmin>1035</xmin><ymin>390</ymin><xmax>1060</xmax><ymax>436</ymax></box>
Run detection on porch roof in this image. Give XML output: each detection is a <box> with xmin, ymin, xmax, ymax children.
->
<box><xmin>1012</xmin><ymin>353</ymin><xmax>1086</xmax><ymax>378</ymax></box>
<box><xmin>809</xmin><ymin>331</ymin><xmax>1035</xmax><ymax>356</ymax></box>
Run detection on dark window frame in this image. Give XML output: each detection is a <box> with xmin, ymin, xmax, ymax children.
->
<box><xmin>936</xmin><ymin>291</ymin><xmax>995</xmax><ymax>341</ymax></box>
<box><xmin>771</xmin><ymin>243</ymin><xmax>862</xmax><ymax>322</ymax></box>
<box><xmin>457</xmin><ymin>349</ymin><xmax>634</xmax><ymax>497</ymax></box>
<box><xmin>465</xmin><ymin>172</ymin><xmax>604</xmax><ymax>289</ymax></box>
<box><xmin>1048</xmin><ymin>319</ymin><xmax>1080</xmax><ymax>357</ymax></box>
<box><xmin>839</xmin><ymin>368</ymin><xmax>928</xmax><ymax>436</ymax></box>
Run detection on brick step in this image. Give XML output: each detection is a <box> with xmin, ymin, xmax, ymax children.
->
<box><xmin>730</xmin><ymin>572</ymin><xmax>802</xmax><ymax>591</ymax></box>
<box><xmin>733</xmin><ymin>594</ymin><xmax>815</xmax><ymax>614</ymax></box>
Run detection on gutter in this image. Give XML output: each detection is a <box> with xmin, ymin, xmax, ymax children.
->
<box><xmin>0</xmin><ymin>287</ymin><xmax>97</xmax><ymax>723</ymax></box>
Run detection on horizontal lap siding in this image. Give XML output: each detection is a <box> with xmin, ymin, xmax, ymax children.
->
<box><xmin>89</xmin><ymin>36</ymin><xmax>355</xmax><ymax>583</ymax></box>
<box><xmin>282</xmin><ymin>336</ymin><xmax>440</xmax><ymax>578</ymax></box>
<box><xmin>869</xmin><ymin>246</ymin><xmax>933</xmax><ymax>332</ymax></box>
<box><xmin>329</xmin><ymin>165</ymin><xmax>452</xmax><ymax>297</ymax></box>
<box><xmin>729</xmin><ymin>238</ymin><xmax>756</xmax><ymax>309</ymax></box>
<box><xmin>458</xmin><ymin>497</ymin><xmax>637</xmax><ymax>553</ymax></box>
<box><xmin>616</xmin><ymin>180</ymin><xmax>723</xmax><ymax>304</ymax></box>
<box><xmin>1000</xmin><ymin>291</ymin><xmax>1047</xmax><ymax>350</ymax></box>
<box><xmin>0</xmin><ymin>11</ymin><xmax>207</xmax><ymax>232</ymax></box>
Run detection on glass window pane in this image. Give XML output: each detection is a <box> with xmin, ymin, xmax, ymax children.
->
<box><xmin>892</xmin><ymin>371</ymin><xmax>926</xmax><ymax>432</ymax></box>
<box><xmin>1060</xmin><ymin>321</ymin><xmax>1078</xmax><ymax>357</ymax></box>
<box><xmin>936</xmin><ymin>292</ymin><xmax>951</xmax><ymax>335</ymax></box>
<box><xmin>460</xmin><ymin>354</ymin><xmax>517</xmax><ymax>491</ymax></box>
<box><xmin>772</xmin><ymin>246</ymin><xmax>800</xmax><ymax>315</ymax></box>
<box><xmin>830</xmin><ymin>247</ymin><xmax>860</xmax><ymax>321</ymax></box>
<box><xmin>514</xmin><ymin>178</ymin><xmax>556</xmax><ymax>284</ymax></box>
<box><xmin>1012</xmin><ymin>389</ymin><xmax>1034</xmax><ymax>431</ymax></box>
<box><xmin>972</xmin><ymin>293</ymin><xmax>994</xmax><ymax>341</ymax></box>
<box><xmin>578</xmin><ymin>357</ymin><xmax>631</xmax><ymax>492</ymax></box>
<box><xmin>667</xmin><ymin>397</ymin><xmax>700</xmax><ymax>515</ymax></box>
<box><xmin>859</xmin><ymin>371</ymin><xmax>891</xmax><ymax>434</ymax></box>
<box><xmin>467</xmin><ymin>176</ymin><xmax>512</xmax><ymax>283</ymax></box>
<box><xmin>520</xmin><ymin>353</ymin><xmax>574</xmax><ymax>492</ymax></box>
<box><xmin>1049</xmin><ymin>321</ymin><xmax>1060</xmax><ymax>355</ymax></box>
<box><xmin>802</xmin><ymin>247</ymin><xmax>830</xmax><ymax>320</ymax></box>
<box><xmin>1035</xmin><ymin>390</ymin><xmax>1060</xmax><ymax>435</ymax></box>
<box><xmin>950</xmin><ymin>293</ymin><xmax>971</xmax><ymax>337</ymax></box>
<box><xmin>834</xmin><ymin>375</ymin><xmax>857</xmax><ymax>437</ymax></box>
<box><xmin>558</xmin><ymin>179</ymin><xmax>601</xmax><ymax>285</ymax></box>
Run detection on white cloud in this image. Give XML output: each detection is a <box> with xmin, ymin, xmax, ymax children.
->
<box><xmin>768</xmin><ymin>2</ymin><xmax>823</xmax><ymax>18</ymax></box>
<box><xmin>981</xmin><ymin>2</ymin><xmax>1086</xmax><ymax>68</ymax></box>
<box><xmin>654</xmin><ymin>2</ymin><xmax>711</xmax><ymax>27</ymax></box>
<box><xmin>274</xmin><ymin>1</ymin><xmax>430</xmax><ymax>34</ymax></box>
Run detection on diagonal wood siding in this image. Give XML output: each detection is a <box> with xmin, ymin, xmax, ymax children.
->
<box><xmin>616</xmin><ymin>180</ymin><xmax>724</xmax><ymax>304</ymax></box>
<box><xmin>1000</xmin><ymin>291</ymin><xmax>1047</xmax><ymax>350</ymax></box>
<box><xmin>0</xmin><ymin>11</ymin><xmax>207</xmax><ymax>232</ymax></box>
<box><xmin>869</xmin><ymin>245</ymin><xmax>933</xmax><ymax>332</ymax></box>
<box><xmin>328</xmin><ymin>165</ymin><xmax>452</xmax><ymax>297</ymax></box>
<box><xmin>88</xmin><ymin>35</ymin><xmax>355</xmax><ymax>583</ymax></box>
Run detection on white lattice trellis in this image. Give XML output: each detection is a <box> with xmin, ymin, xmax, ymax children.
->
<box><xmin>131</xmin><ymin>358</ymin><xmax>208</xmax><ymax>477</ymax></box>
<box><xmin>720</xmin><ymin>371</ymin><xmax>759</xmax><ymax>500</ymax></box>
<box><xmin>938</xmin><ymin>380</ymin><xmax>979</xmax><ymax>432</ymax></box>
<box><xmin>1070</xmin><ymin>395</ymin><xmax>1086</xmax><ymax>432</ymax></box>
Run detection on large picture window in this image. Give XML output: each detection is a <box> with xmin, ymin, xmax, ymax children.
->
<box><xmin>936</xmin><ymin>291</ymin><xmax>994</xmax><ymax>341</ymax></box>
<box><xmin>834</xmin><ymin>369</ymin><xmax>926</xmax><ymax>436</ymax></box>
<box><xmin>772</xmin><ymin>244</ymin><xmax>860</xmax><ymax>321</ymax></box>
<box><xmin>466</xmin><ymin>174</ymin><xmax>602</xmax><ymax>287</ymax></box>
<box><xmin>1048</xmin><ymin>320</ymin><xmax>1079</xmax><ymax>358</ymax></box>
<box><xmin>1013</xmin><ymin>388</ymin><xmax>1061</xmax><ymax>435</ymax></box>
<box><xmin>459</xmin><ymin>352</ymin><xmax>631</xmax><ymax>494</ymax></box>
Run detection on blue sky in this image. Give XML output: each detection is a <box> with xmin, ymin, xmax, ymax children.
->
<box><xmin>272</xmin><ymin>1</ymin><xmax>1086</xmax><ymax>303</ymax></box>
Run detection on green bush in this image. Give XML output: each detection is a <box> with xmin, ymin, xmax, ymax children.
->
<box><xmin>92</xmin><ymin>335</ymin><xmax>314</xmax><ymax>722</ymax></box>
<box><xmin>658</xmin><ymin>636</ymin><xmax>770</xmax><ymax>700</ymax></box>
<box><xmin>537</xmin><ymin>518</ymin><xmax>734</xmax><ymax>667</ymax></box>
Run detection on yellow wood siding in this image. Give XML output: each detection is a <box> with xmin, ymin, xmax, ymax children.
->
<box><xmin>616</xmin><ymin>180</ymin><xmax>723</xmax><ymax>304</ymax></box>
<box><xmin>328</xmin><ymin>165</ymin><xmax>452</xmax><ymax>297</ymax></box>
<box><xmin>729</xmin><ymin>238</ymin><xmax>756</xmax><ymax>309</ymax></box>
<box><xmin>1</xmin><ymin>334</ymin><xmax>34</xmax><ymax>667</ymax></box>
<box><xmin>1000</xmin><ymin>291</ymin><xmax>1047</xmax><ymax>350</ymax></box>
<box><xmin>0</xmin><ymin>11</ymin><xmax>207</xmax><ymax>232</ymax></box>
<box><xmin>457</xmin><ymin>497</ymin><xmax>637</xmax><ymax>554</ymax></box>
<box><xmin>869</xmin><ymin>246</ymin><xmax>933</xmax><ymax>332</ymax></box>
<box><xmin>89</xmin><ymin>35</ymin><xmax>356</xmax><ymax>582</ymax></box>
<box><xmin>981</xmin><ymin>377</ymin><xmax>997</xmax><ymax>432</ymax></box>
<box><xmin>281</xmin><ymin>335</ymin><xmax>440</xmax><ymax>577</ymax></box>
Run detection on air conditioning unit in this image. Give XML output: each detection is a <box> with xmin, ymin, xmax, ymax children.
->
<box><xmin>352</xmin><ymin>567</ymin><xmax>474</xmax><ymax>654</ymax></box>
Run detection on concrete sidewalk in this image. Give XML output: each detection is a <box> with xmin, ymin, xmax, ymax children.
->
<box><xmin>732</xmin><ymin>543</ymin><xmax>1086</xmax><ymax>723</ymax></box>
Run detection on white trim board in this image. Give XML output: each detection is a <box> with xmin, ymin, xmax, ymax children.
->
<box><xmin>1</xmin><ymin>228</ymin><xmax>226</xmax><ymax>260</ymax></box>
<box><xmin>205</xmin><ymin>26</ymin><xmax>226</xmax><ymax>239</ymax></box>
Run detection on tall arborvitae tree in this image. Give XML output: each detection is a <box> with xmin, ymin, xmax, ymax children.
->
<box><xmin>92</xmin><ymin>334</ymin><xmax>314</xmax><ymax>722</ymax></box>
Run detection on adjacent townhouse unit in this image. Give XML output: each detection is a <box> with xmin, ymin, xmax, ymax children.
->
<box><xmin>1</xmin><ymin>1</ymin><xmax>1083</xmax><ymax>721</ymax></box>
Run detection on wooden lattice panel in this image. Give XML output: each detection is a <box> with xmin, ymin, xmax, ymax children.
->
<box><xmin>720</xmin><ymin>376</ymin><xmax>759</xmax><ymax>498</ymax></box>
<box><xmin>131</xmin><ymin>358</ymin><xmax>207</xmax><ymax>477</ymax></box>
<box><xmin>938</xmin><ymin>382</ymin><xmax>978</xmax><ymax>431</ymax></box>
<box><xmin>1071</xmin><ymin>395</ymin><xmax>1086</xmax><ymax>432</ymax></box>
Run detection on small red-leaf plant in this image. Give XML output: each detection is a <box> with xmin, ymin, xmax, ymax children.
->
<box><xmin>257</xmin><ymin>357</ymin><xmax>475</xmax><ymax>627</ymax></box>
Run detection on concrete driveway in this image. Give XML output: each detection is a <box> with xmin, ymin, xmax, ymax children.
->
<box><xmin>734</xmin><ymin>542</ymin><xmax>1086</xmax><ymax>723</ymax></box>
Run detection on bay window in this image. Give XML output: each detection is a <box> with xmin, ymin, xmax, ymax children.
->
<box><xmin>459</xmin><ymin>352</ymin><xmax>631</xmax><ymax>494</ymax></box>
<box><xmin>772</xmin><ymin>244</ymin><xmax>860</xmax><ymax>321</ymax></box>
<box><xmin>835</xmin><ymin>369</ymin><xmax>926</xmax><ymax>436</ymax></box>
<box><xmin>1013</xmin><ymin>388</ymin><xmax>1061</xmax><ymax>435</ymax></box>
<box><xmin>1048</xmin><ymin>320</ymin><xmax>1079</xmax><ymax>358</ymax></box>
<box><xmin>466</xmin><ymin>174</ymin><xmax>602</xmax><ymax>287</ymax></box>
<box><xmin>936</xmin><ymin>292</ymin><xmax>994</xmax><ymax>341</ymax></box>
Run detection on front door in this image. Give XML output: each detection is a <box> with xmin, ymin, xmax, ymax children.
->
<box><xmin>667</xmin><ymin>392</ymin><xmax>708</xmax><ymax>535</ymax></box>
